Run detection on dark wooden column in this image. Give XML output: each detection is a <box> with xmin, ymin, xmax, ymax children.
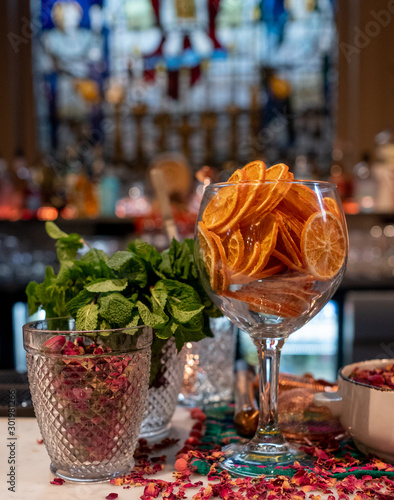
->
<box><xmin>0</xmin><ymin>0</ymin><xmax>37</xmax><ymax>165</ymax></box>
<box><xmin>337</xmin><ymin>0</ymin><xmax>394</xmax><ymax>168</ymax></box>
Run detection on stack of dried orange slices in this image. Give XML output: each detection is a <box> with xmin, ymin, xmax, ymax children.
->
<box><xmin>198</xmin><ymin>161</ymin><xmax>347</xmax><ymax>318</ymax></box>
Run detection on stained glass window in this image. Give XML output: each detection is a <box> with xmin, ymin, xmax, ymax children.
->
<box><xmin>31</xmin><ymin>0</ymin><xmax>337</xmax><ymax>172</ymax></box>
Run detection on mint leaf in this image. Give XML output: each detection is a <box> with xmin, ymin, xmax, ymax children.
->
<box><xmin>174</xmin><ymin>323</ymin><xmax>206</xmax><ymax>352</ymax></box>
<box><xmin>33</xmin><ymin>266</ymin><xmax>67</xmax><ymax>318</ymax></box>
<box><xmin>149</xmin><ymin>337</ymin><xmax>169</xmax><ymax>387</ymax></box>
<box><xmin>85</xmin><ymin>278</ymin><xmax>128</xmax><ymax>293</ymax></box>
<box><xmin>158</xmin><ymin>279</ymin><xmax>204</xmax><ymax>324</ymax></box>
<box><xmin>124</xmin><ymin>310</ymin><xmax>141</xmax><ymax>334</ymax></box>
<box><xmin>76</xmin><ymin>303</ymin><xmax>98</xmax><ymax>331</ymax></box>
<box><xmin>81</xmin><ymin>248</ymin><xmax>108</xmax><ymax>264</ymax></box>
<box><xmin>137</xmin><ymin>300</ymin><xmax>168</xmax><ymax>329</ymax></box>
<box><xmin>155</xmin><ymin>320</ymin><xmax>178</xmax><ymax>339</ymax></box>
<box><xmin>174</xmin><ymin>240</ymin><xmax>193</xmax><ymax>279</ymax></box>
<box><xmin>99</xmin><ymin>319</ymin><xmax>112</xmax><ymax>331</ymax></box>
<box><xmin>151</xmin><ymin>281</ymin><xmax>168</xmax><ymax>309</ymax></box>
<box><xmin>179</xmin><ymin>313</ymin><xmax>204</xmax><ymax>332</ymax></box>
<box><xmin>128</xmin><ymin>239</ymin><xmax>162</xmax><ymax>268</ymax></box>
<box><xmin>66</xmin><ymin>289</ymin><xmax>95</xmax><ymax>317</ymax></box>
<box><xmin>26</xmin><ymin>281</ymin><xmax>40</xmax><ymax>316</ymax></box>
<box><xmin>126</xmin><ymin>310</ymin><xmax>140</xmax><ymax>328</ymax></box>
<box><xmin>107</xmin><ymin>251</ymin><xmax>147</xmax><ymax>288</ymax></box>
<box><xmin>56</xmin><ymin>233</ymin><xmax>84</xmax><ymax>267</ymax></box>
<box><xmin>179</xmin><ymin>324</ymin><xmax>206</xmax><ymax>343</ymax></box>
<box><xmin>174</xmin><ymin>330</ymin><xmax>185</xmax><ymax>352</ymax></box>
<box><xmin>107</xmin><ymin>251</ymin><xmax>134</xmax><ymax>271</ymax></box>
<box><xmin>99</xmin><ymin>293</ymin><xmax>133</xmax><ymax>327</ymax></box>
<box><xmin>45</xmin><ymin>221</ymin><xmax>69</xmax><ymax>239</ymax></box>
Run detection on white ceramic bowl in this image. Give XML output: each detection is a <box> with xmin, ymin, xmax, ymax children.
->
<box><xmin>314</xmin><ymin>359</ymin><xmax>394</xmax><ymax>464</ymax></box>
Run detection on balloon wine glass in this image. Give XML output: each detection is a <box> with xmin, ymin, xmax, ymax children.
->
<box><xmin>194</xmin><ymin>163</ymin><xmax>348</xmax><ymax>477</ymax></box>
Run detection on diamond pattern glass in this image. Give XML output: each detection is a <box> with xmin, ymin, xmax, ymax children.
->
<box><xmin>139</xmin><ymin>339</ymin><xmax>186</xmax><ymax>440</ymax></box>
<box><xmin>180</xmin><ymin>317</ymin><xmax>236</xmax><ymax>406</ymax></box>
<box><xmin>24</xmin><ymin>320</ymin><xmax>152</xmax><ymax>482</ymax></box>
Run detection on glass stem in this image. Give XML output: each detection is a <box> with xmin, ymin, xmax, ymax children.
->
<box><xmin>251</xmin><ymin>337</ymin><xmax>289</xmax><ymax>451</ymax></box>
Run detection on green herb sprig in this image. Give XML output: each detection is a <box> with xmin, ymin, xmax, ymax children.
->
<box><xmin>26</xmin><ymin>222</ymin><xmax>221</xmax><ymax>385</ymax></box>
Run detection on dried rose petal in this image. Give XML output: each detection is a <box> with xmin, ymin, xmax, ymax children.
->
<box><xmin>142</xmin><ymin>482</ymin><xmax>160</xmax><ymax>498</ymax></box>
<box><xmin>349</xmin><ymin>364</ymin><xmax>394</xmax><ymax>389</ymax></box>
<box><xmin>43</xmin><ymin>335</ymin><xmax>66</xmax><ymax>353</ymax></box>
<box><xmin>105</xmin><ymin>494</ymin><xmax>118</xmax><ymax>500</ymax></box>
<box><xmin>50</xmin><ymin>477</ymin><xmax>65</xmax><ymax>485</ymax></box>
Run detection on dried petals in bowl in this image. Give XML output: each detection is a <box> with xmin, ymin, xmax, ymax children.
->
<box><xmin>348</xmin><ymin>363</ymin><xmax>394</xmax><ymax>390</ymax></box>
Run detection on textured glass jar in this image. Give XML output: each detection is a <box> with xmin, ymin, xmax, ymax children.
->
<box><xmin>139</xmin><ymin>338</ymin><xmax>186</xmax><ymax>440</ymax></box>
<box><xmin>23</xmin><ymin>318</ymin><xmax>152</xmax><ymax>483</ymax></box>
<box><xmin>179</xmin><ymin>316</ymin><xmax>236</xmax><ymax>407</ymax></box>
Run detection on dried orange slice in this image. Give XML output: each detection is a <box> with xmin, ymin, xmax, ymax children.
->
<box><xmin>243</xmin><ymin>164</ymin><xmax>293</xmax><ymax>223</ymax></box>
<box><xmin>242</xmin><ymin>160</ymin><xmax>266</xmax><ymax>182</ymax></box>
<box><xmin>266</xmin><ymin>163</ymin><xmax>292</xmax><ymax>180</ymax></box>
<box><xmin>292</xmin><ymin>184</ymin><xmax>322</xmax><ymax>211</ymax></box>
<box><xmin>202</xmin><ymin>184</ymin><xmax>240</xmax><ymax>232</ymax></box>
<box><xmin>240</xmin><ymin>181</ymin><xmax>288</xmax><ymax>226</ymax></box>
<box><xmin>197</xmin><ymin>221</ymin><xmax>219</xmax><ymax>290</ymax></box>
<box><xmin>227</xmin><ymin>168</ymin><xmax>246</xmax><ymax>183</ymax></box>
<box><xmin>272</xmin><ymin>249</ymin><xmax>305</xmax><ymax>272</ymax></box>
<box><xmin>251</xmin><ymin>257</ymin><xmax>285</xmax><ymax>279</ymax></box>
<box><xmin>215</xmin><ymin>164</ymin><xmax>265</xmax><ymax>235</ymax></box>
<box><xmin>276</xmin><ymin>213</ymin><xmax>304</xmax><ymax>269</ymax></box>
<box><xmin>243</xmin><ymin>278</ymin><xmax>317</xmax><ymax>303</ymax></box>
<box><xmin>301</xmin><ymin>212</ymin><xmax>347</xmax><ymax>281</ymax></box>
<box><xmin>248</xmin><ymin>213</ymin><xmax>278</xmax><ymax>276</ymax></box>
<box><xmin>222</xmin><ymin>289</ymin><xmax>308</xmax><ymax>318</ymax></box>
<box><xmin>210</xmin><ymin>231</ymin><xmax>230</xmax><ymax>291</ymax></box>
<box><xmin>248</xmin><ymin>293</ymin><xmax>310</xmax><ymax>317</ymax></box>
<box><xmin>230</xmin><ymin>241</ymin><xmax>261</xmax><ymax>284</ymax></box>
<box><xmin>223</xmin><ymin>226</ymin><xmax>245</xmax><ymax>272</ymax></box>
<box><xmin>273</xmin><ymin>208</ymin><xmax>304</xmax><ymax>247</ymax></box>
<box><xmin>323</xmin><ymin>197</ymin><xmax>341</xmax><ymax>218</ymax></box>
<box><xmin>277</xmin><ymin>183</ymin><xmax>321</xmax><ymax>222</ymax></box>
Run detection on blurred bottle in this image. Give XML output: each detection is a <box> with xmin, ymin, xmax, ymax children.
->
<box><xmin>99</xmin><ymin>166</ymin><xmax>120</xmax><ymax>216</ymax></box>
<box><xmin>37</xmin><ymin>157</ymin><xmax>56</xmax><ymax>207</ymax></box>
<box><xmin>294</xmin><ymin>155</ymin><xmax>313</xmax><ymax>180</ymax></box>
<box><xmin>372</xmin><ymin>131</ymin><xmax>394</xmax><ymax>213</ymax></box>
<box><xmin>11</xmin><ymin>149</ymin><xmax>28</xmax><ymax>216</ymax></box>
<box><xmin>353</xmin><ymin>153</ymin><xmax>377</xmax><ymax>213</ymax></box>
<box><xmin>329</xmin><ymin>158</ymin><xmax>352</xmax><ymax>201</ymax></box>
<box><xmin>84</xmin><ymin>176</ymin><xmax>99</xmax><ymax>218</ymax></box>
<box><xmin>0</xmin><ymin>155</ymin><xmax>17</xmax><ymax>219</ymax></box>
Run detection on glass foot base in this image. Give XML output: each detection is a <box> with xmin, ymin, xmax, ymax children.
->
<box><xmin>50</xmin><ymin>460</ymin><xmax>134</xmax><ymax>483</ymax></box>
<box><xmin>220</xmin><ymin>442</ymin><xmax>308</xmax><ymax>477</ymax></box>
<box><xmin>139</xmin><ymin>421</ymin><xmax>171</xmax><ymax>441</ymax></box>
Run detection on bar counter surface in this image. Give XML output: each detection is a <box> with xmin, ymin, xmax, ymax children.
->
<box><xmin>0</xmin><ymin>407</ymin><xmax>365</xmax><ymax>500</ymax></box>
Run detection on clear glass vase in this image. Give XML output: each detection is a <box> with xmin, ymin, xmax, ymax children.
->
<box><xmin>139</xmin><ymin>338</ymin><xmax>186</xmax><ymax>440</ymax></box>
<box><xmin>179</xmin><ymin>316</ymin><xmax>236</xmax><ymax>407</ymax></box>
<box><xmin>23</xmin><ymin>318</ymin><xmax>152</xmax><ymax>483</ymax></box>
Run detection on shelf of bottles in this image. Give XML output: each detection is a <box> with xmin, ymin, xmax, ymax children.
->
<box><xmin>0</xmin><ymin>0</ymin><xmax>340</xmax><ymax>222</ymax></box>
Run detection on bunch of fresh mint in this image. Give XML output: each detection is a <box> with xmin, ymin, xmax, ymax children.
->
<box><xmin>26</xmin><ymin>222</ymin><xmax>221</xmax><ymax>386</ymax></box>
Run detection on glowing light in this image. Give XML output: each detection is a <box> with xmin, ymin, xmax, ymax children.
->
<box><xmin>129</xmin><ymin>187</ymin><xmax>141</xmax><ymax>199</ymax></box>
<box><xmin>360</xmin><ymin>196</ymin><xmax>374</xmax><ymax>210</ymax></box>
<box><xmin>115</xmin><ymin>204</ymin><xmax>126</xmax><ymax>218</ymax></box>
<box><xmin>37</xmin><ymin>206</ymin><xmax>58</xmax><ymax>221</ymax></box>
<box><xmin>384</xmin><ymin>225</ymin><xmax>394</xmax><ymax>238</ymax></box>
<box><xmin>60</xmin><ymin>205</ymin><xmax>78</xmax><ymax>220</ymax></box>
<box><xmin>370</xmin><ymin>226</ymin><xmax>382</xmax><ymax>238</ymax></box>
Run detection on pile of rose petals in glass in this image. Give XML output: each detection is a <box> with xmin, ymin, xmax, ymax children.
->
<box><xmin>348</xmin><ymin>364</ymin><xmax>394</xmax><ymax>390</ymax></box>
